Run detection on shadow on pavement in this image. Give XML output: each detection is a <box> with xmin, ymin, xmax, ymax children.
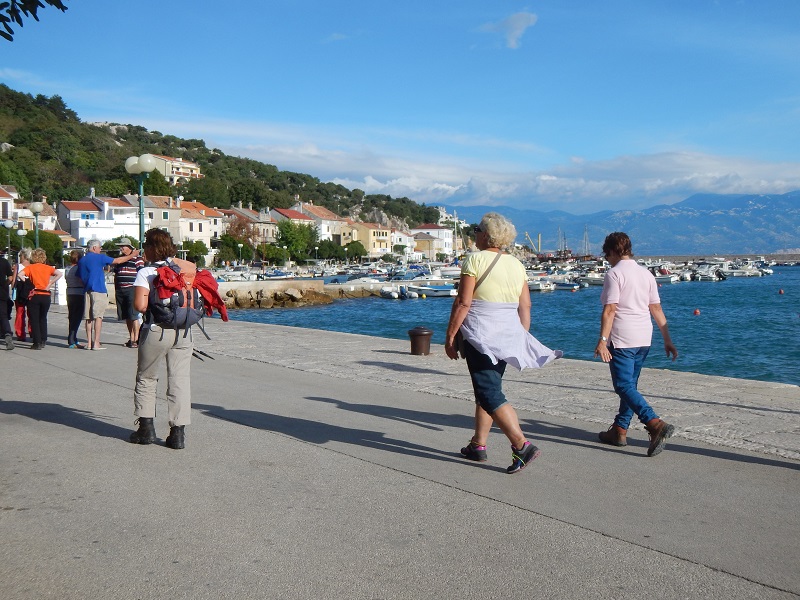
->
<box><xmin>194</xmin><ymin>401</ymin><xmax>466</xmax><ymax>465</ymax></box>
<box><xmin>0</xmin><ymin>398</ymin><xmax>131</xmax><ymax>440</ymax></box>
<box><xmin>522</xmin><ymin>417</ymin><xmax>800</xmax><ymax>471</ymax></box>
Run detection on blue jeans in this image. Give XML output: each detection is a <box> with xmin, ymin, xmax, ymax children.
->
<box><xmin>608</xmin><ymin>344</ymin><xmax>658</xmax><ymax>429</ymax></box>
<box><xmin>464</xmin><ymin>341</ymin><xmax>508</xmax><ymax>414</ymax></box>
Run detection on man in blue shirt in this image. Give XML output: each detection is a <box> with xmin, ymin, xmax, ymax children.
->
<box><xmin>76</xmin><ymin>239</ymin><xmax>140</xmax><ymax>350</ymax></box>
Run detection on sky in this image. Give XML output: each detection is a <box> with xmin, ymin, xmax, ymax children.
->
<box><xmin>2</xmin><ymin>0</ymin><xmax>800</xmax><ymax>215</ymax></box>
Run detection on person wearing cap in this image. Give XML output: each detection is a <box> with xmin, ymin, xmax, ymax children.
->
<box><xmin>113</xmin><ymin>237</ymin><xmax>145</xmax><ymax>348</ymax></box>
<box><xmin>76</xmin><ymin>239</ymin><xmax>140</xmax><ymax>351</ymax></box>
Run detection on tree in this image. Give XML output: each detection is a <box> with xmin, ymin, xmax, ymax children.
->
<box><xmin>181</xmin><ymin>240</ymin><xmax>209</xmax><ymax>267</ymax></box>
<box><xmin>276</xmin><ymin>220</ymin><xmax>318</xmax><ymax>260</ymax></box>
<box><xmin>345</xmin><ymin>240</ymin><xmax>367</xmax><ymax>261</ymax></box>
<box><xmin>1</xmin><ymin>1</ymin><xmax>68</xmax><ymax>42</ymax></box>
<box><xmin>317</xmin><ymin>239</ymin><xmax>344</xmax><ymax>261</ymax></box>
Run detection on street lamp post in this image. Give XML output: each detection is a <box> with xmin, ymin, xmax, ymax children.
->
<box><xmin>29</xmin><ymin>199</ymin><xmax>44</xmax><ymax>248</ymax></box>
<box><xmin>2</xmin><ymin>220</ymin><xmax>13</xmax><ymax>254</ymax></box>
<box><xmin>16</xmin><ymin>229</ymin><xmax>27</xmax><ymax>249</ymax></box>
<box><xmin>237</xmin><ymin>243</ymin><xmax>243</xmax><ymax>262</ymax></box>
<box><xmin>283</xmin><ymin>245</ymin><xmax>288</xmax><ymax>267</ymax></box>
<box><xmin>124</xmin><ymin>154</ymin><xmax>157</xmax><ymax>247</ymax></box>
<box><xmin>314</xmin><ymin>245</ymin><xmax>319</xmax><ymax>262</ymax></box>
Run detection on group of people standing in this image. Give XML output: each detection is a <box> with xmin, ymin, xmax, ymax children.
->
<box><xmin>2</xmin><ymin>230</ymin><xmax>198</xmax><ymax>451</ymax></box>
<box><xmin>446</xmin><ymin>213</ymin><xmax>678</xmax><ymax>474</ymax></box>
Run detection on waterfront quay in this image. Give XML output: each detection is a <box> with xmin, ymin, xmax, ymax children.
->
<box><xmin>1</xmin><ymin>308</ymin><xmax>798</xmax><ymax>599</ymax></box>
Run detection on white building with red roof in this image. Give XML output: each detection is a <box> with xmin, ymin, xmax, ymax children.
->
<box><xmin>151</xmin><ymin>155</ymin><xmax>205</xmax><ymax>186</ymax></box>
<box><xmin>58</xmin><ymin>191</ymin><xmax>143</xmax><ymax>246</ymax></box>
<box><xmin>290</xmin><ymin>199</ymin><xmax>348</xmax><ymax>244</ymax></box>
<box><xmin>409</xmin><ymin>223</ymin><xmax>454</xmax><ymax>259</ymax></box>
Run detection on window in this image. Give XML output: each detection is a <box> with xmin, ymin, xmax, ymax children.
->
<box><xmin>189</xmin><ymin>222</ymin><xmax>194</xmax><ymax>232</ymax></box>
<box><xmin>162</xmin><ymin>211</ymin><xmax>169</xmax><ymax>220</ymax></box>
<box><xmin>148</xmin><ymin>211</ymin><xmax>154</xmax><ymax>219</ymax></box>
<box><xmin>198</xmin><ymin>223</ymin><xmax>203</xmax><ymax>232</ymax></box>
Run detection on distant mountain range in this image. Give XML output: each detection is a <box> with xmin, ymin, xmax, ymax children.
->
<box><xmin>446</xmin><ymin>191</ymin><xmax>800</xmax><ymax>256</ymax></box>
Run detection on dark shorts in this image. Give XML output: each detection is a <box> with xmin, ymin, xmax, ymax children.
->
<box><xmin>115</xmin><ymin>287</ymin><xmax>139</xmax><ymax>321</ymax></box>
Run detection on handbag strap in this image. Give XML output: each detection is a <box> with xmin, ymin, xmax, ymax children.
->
<box><xmin>473</xmin><ymin>251</ymin><xmax>503</xmax><ymax>290</ymax></box>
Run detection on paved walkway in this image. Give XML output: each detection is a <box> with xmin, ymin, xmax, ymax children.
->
<box><xmin>1</xmin><ymin>306</ymin><xmax>798</xmax><ymax>599</ymax></box>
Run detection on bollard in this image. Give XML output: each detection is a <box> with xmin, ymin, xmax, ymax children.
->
<box><xmin>408</xmin><ymin>326</ymin><xmax>433</xmax><ymax>355</ymax></box>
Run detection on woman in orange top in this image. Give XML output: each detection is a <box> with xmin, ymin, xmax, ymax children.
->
<box><xmin>25</xmin><ymin>248</ymin><xmax>62</xmax><ymax>350</ymax></box>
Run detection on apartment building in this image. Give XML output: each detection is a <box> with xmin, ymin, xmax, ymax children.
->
<box><xmin>151</xmin><ymin>155</ymin><xmax>205</xmax><ymax>186</ymax></box>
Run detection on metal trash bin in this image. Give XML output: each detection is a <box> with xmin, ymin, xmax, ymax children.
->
<box><xmin>408</xmin><ymin>326</ymin><xmax>433</xmax><ymax>355</ymax></box>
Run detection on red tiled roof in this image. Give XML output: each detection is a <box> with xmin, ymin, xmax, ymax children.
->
<box><xmin>274</xmin><ymin>208</ymin><xmax>313</xmax><ymax>221</ymax></box>
<box><xmin>183</xmin><ymin>201</ymin><xmax>223</xmax><ymax>218</ymax></box>
<box><xmin>300</xmin><ymin>204</ymin><xmax>343</xmax><ymax>220</ymax></box>
<box><xmin>414</xmin><ymin>223</ymin><xmax>448</xmax><ymax>230</ymax></box>
<box><xmin>60</xmin><ymin>201</ymin><xmax>100</xmax><ymax>212</ymax></box>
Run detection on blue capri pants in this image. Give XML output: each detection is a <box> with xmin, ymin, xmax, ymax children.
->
<box><xmin>464</xmin><ymin>340</ymin><xmax>508</xmax><ymax>414</ymax></box>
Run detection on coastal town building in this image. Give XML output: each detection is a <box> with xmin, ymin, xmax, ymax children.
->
<box><xmin>412</xmin><ymin>232</ymin><xmax>436</xmax><ymax>259</ymax></box>
<box><xmin>409</xmin><ymin>223</ymin><xmax>454</xmax><ymax>259</ymax></box>
<box><xmin>58</xmin><ymin>192</ymin><xmax>143</xmax><ymax>246</ymax></box>
<box><xmin>123</xmin><ymin>194</ymin><xmax>180</xmax><ymax>242</ymax></box>
<box><xmin>351</xmin><ymin>222</ymin><xmax>392</xmax><ymax>258</ymax></box>
<box><xmin>182</xmin><ymin>200</ymin><xmax>225</xmax><ymax>242</ymax></box>
<box><xmin>151</xmin><ymin>155</ymin><xmax>205</xmax><ymax>186</ymax></box>
<box><xmin>1</xmin><ymin>185</ymin><xmax>18</xmax><ymax>220</ymax></box>
<box><xmin>291</xmin><ymin>199</ymin><xmax>348</xmax><ymax>244</ymax></box>
<box><xmin>223</xmin><ymin>202</ymin><xmax>278</xmax><ymax>247</ymax></box>
<box><xmin>390</xmin><ymin>228</ymin><xmax>418</xmax><ymax>262</ymax></box>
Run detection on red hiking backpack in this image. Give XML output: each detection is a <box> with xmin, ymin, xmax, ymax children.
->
<box><xmin>148</xmin><ymin>258</ymin><xmax>209</xmax><ymax>339</ymax></box>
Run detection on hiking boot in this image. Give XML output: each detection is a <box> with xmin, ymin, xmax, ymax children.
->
<box><xmin>645</xmin><ymin>418</ymin><xmax>675</xmax><ymax>457</ymax></box>
<box><xmin>506</xmin><ymin>441</ymin><xmax>541</xmax><ymax>474</ymax></box>
<box><xmin>460</xmin><ymin>440</ymin><xmax>488</xmax><ymax>462</ymax></box>
<box><xmin>165</xmin><ymin>425</ymin><xmax>185</xmax><ymax>450</ymax></box>
<box><xmin>598</xmin><ymin>425</ymin><xmax>627</xmax><ymax>447</ymax></box>
<box><xmin>129</xmin><ymin>418</ymin><xmax>157</xmax><ymax>445</ymax></box>
<box><xmin>5</xmin><ymin>333</ymin><xmax>13</xmax><ymax>350</ymax></box>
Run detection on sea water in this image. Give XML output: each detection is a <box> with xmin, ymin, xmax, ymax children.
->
<box><xmin>226</xmin><ymin>266</ymin><xmax>800</xmax><ymax>386</ymax></box>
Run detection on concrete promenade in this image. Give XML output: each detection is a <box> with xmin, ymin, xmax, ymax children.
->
<box><xmin>1</xmin><ymin>306</ymin><xmax>798</xmax><ymax>599</ymax></box>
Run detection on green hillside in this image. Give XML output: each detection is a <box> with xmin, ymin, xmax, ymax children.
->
<box><xmin>0</xmin><ymin>84</ymin><xmax>440</xmax><ymax>226</ymax></box>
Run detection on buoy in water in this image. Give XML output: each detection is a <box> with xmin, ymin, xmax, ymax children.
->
<box><xmin>571</xmin><ymin>288</ymin><xmax>577</xmax><ymax>293</ymax></box>
<box><xmin>693</xmin><ymin>309</ymin><xmax>701</xmax><ymax>316</ymax></box>
<box><xmin>779</xmin><ymin>289</ymin><xmax>784</xmax><ymax>295</ymax></box>
<box><xmin>421</xmin><ymin>294</ymin><xmax>427</xmax><ymax>299</ymax></box>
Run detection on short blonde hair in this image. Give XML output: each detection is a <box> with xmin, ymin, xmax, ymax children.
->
<box><xmin>479</xmin><ymin>212</ymin><xmax>517</xmax><ymax>249</ymax></box>
<box><xmin>18</xmin><ymin>248</ymin><xmax>32</xmax><ymax>262</ymax></box>
<box><xmin>31</xmin><ymin>248</ymin><xmax>47</xmax><ymax>264</ymax></box>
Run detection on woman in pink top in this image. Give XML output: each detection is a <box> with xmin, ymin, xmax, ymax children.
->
<box><xmin>594</xmin><ymin>232</ymin><xmax>678</xmax><ymax>457</ymax></box>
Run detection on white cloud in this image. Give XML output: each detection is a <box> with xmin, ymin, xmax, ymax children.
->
<box><xmin>480</xmin><ymin>12</ymin><xmax>538</xmax><ymax>49</ymax></box>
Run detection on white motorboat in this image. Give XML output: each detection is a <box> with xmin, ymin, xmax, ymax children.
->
<box><xmin>576</xmin><ymin>272</ymin><xmax>605</xmax><ymax>286</ymax></box>
<box><xmin>654</xmin><ymin>274</ymin><xmax>680</xmax><ymax>284</ymax></box>
<box><xmin>407</xmin><ymin>284</ymin><xmax>457</xmax><ymax>297</ymax></box>
<box><xmin>553</xmin><ymin>281</ymin><xmax>581</xmax><ymax>291</ymax></box>
<box><xmin>528</xmin><ymin>279</ymin><xmax>555</xmax><ymax>292</ymax></box>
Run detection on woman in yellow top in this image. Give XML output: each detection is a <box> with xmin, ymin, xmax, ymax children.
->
<box><xmin>445</xmin><ymin>212</ymin><xmax>561</xmax><ymax>474</ymax></box>
<box><xmin>25</xmin><ymin>248</ymin><xmax>63</xmax><ymax>350</ymax></box>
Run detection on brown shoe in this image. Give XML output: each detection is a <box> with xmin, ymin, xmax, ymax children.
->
<box><xmin>598</xmin><ymin>425</ymin><xmax>627</xmax><ymax>447</ymax></box>
<box><xmin>645</xmin><ymin>418</ymin><xmax>675</xmax><ymax>457</ymax></box>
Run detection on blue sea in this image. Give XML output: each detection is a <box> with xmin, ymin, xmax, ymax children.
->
<box><xmin>226</xmin><ymin>266</ymin><xmax>800</xmax><ymax>386</ymax></box>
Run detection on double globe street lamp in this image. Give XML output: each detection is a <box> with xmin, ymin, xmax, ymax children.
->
<box><xmin>124</xmin><ymin>154</ymin><xmax>157</xmax><ymax>247</ymax></box>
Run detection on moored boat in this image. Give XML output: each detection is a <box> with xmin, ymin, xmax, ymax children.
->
<box><xmin>407</xmin><ymin>284</ymin><xmax>457</xmax><ymax>297</ymax></box>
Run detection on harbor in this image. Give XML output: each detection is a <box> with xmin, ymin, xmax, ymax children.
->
<box><xmin>1</xmin><ymin>309</ymin><xmax>798</xmax><ymax>599</ymax></box>
<box><xmin>221</xmin><ymin>265</ymin><xmax>800</xmax><ymax>386</ymax></box>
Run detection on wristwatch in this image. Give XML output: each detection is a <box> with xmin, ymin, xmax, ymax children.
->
<box><xmin>599</xmin><ymin>336</ymin><xmax>608</xmax><ymax>342</ymax></box>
